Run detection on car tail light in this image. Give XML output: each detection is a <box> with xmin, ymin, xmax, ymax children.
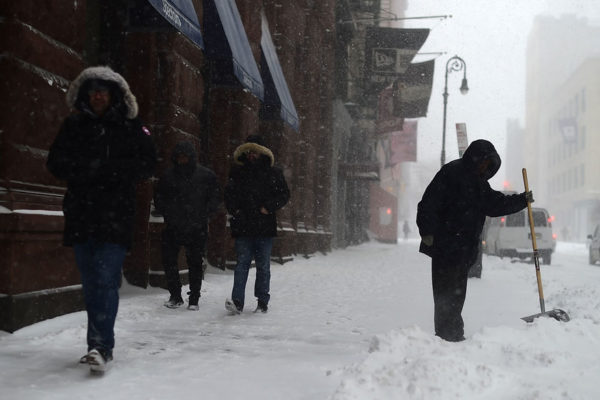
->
<box><xmin>500</xmin><ymin>217</ymin><xmax>505</xmax><ymax>227</ymax></box>
<box><xmin>552</xmin><ymin>233</ymin><xmax>557</xmax><ymax>240</ymax></box>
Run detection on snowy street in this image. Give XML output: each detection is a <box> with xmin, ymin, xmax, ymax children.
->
<box><xmin>1</xmin><ymin>239</ymin><xmax>599</xmax><ymax>399</ymax></box>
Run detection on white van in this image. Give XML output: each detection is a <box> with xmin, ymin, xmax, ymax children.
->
<box><xmin>483</xmin><ymin>207</ymin><xmax>556</xmax><ymax>265</ymax></box>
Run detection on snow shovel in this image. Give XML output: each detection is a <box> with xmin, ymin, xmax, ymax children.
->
<box><xmin>521</xmin><ymin>168</ymin><xmax>570</xmax><ymax>323</ymax></box>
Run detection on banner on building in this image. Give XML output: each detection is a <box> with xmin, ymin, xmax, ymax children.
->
<box><xmin>558</xmin><ymin>118</ymin><xmax>578</xmax><ymax>143</ymax></box>
<box><xmin>375</xmin><ymin>60</ymin><xmax>434</xmax><ymax>124</ymax></box>
<box><xmin>364</xmin><ymin>26</ymin><xmax>430</xmax><ymax>95</ymax></box>
<box><xmin>456</xmin><ymin>122</ymin><xmax>468</xmax><ymax>157</ymax></box>
<box><xmin>392</xmin><ymin>60</ymin><xmax>435</xmax><ymax>118</ymax></box>
<box><xmin>382</xmin><ymin>120</ymin><xmax>418</xmax><ymax>167</ymax></box>
<box><xmin>375</xmin><ymin>84</ymin><xmax>403</xmax><ymax>135</ymax></box>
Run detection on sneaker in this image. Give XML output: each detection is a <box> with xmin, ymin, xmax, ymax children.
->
<box><xmin>254</xmin><ymin>301</ymin><xmax>268</xmax><ymax>313</ymax></box>
<box><xmin>225</xmin><ymin>298</ymin><xmax>242</xmax><ymax>314</ymax></box>
<box><xmin>87</xmin><ymin>349</ymin><xmax>111</xmax><ymax>373</ymax></box>
<box><xmin>187</xmin><ymin>304</ymin><xmax>199</xmax><ymax>311</ymax></box>
<box><xmin>164</xmin><ymin>296</ymin><xmax>184</xmax><ymax>309</ymax></box>
<box><xmin>79</xmin><ymin>354</ymin><xmax>91</xmax><ymax>364</ymax></box>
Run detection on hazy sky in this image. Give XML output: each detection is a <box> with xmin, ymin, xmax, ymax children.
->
<box><xmin>394</xmin><ymin>0</ymin><xmax>600</xmax><ymax>185</ymax></box>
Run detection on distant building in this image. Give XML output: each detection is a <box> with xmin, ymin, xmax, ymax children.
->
<box><xmin>524</xmin><ymin>15</ymin><xmax>600</xmax><ymax>240</ymax></box>
<box><xmin>525</xmin><ymin>14</ymin><xmax>600</xmax><ymax>194</ymax></box>
<box><xmin>538</xmin><ymin>58</ymin><xmax>600</xmax><ymax>241</ymax></box>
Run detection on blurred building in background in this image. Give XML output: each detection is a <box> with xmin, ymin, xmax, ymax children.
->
<box><xmin>524</xmin><ymin>15</ymin><xmax>600</xmax><ymax>241</ymax></box>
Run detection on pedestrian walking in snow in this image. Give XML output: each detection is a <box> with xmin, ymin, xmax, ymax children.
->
<box><xmin>403</xmin><ymin>220</ymin><xmax>411</xmax><ymax>240</ymax></box>
<box><xmin>46</xmin><ymin>66</ymin><xmax>156</xmax><ymax>372</ymax></box>
<box><xmin>154</xmin><ymin>141</ymin><xmax>221</xmax><ymax>310</ymax></box>
<box><xmin>224</xmin><ymin>135</ymin><xmax>290</xmax><ymax>314</ymax></box>
<box><xmin>416</xmin><ymin>139</ymin><xmax>532</xmax><ymax>342</ymax></box>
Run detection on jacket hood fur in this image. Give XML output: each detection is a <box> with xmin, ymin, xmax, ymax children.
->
<box><xmin>66</xmin><ymin>66</ymin><xmax>138</xmax><ymax>119</ymax></box>
<box><xmin>233</xmin><ymin>142</ymin><xmax>274</xmax><ymax>167</ymax></box>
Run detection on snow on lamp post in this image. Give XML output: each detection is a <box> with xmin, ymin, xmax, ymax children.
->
<box><xmin>441</xmin><ymin>55</ymin><xmax>469</xmax><ymax>167</ymax></box>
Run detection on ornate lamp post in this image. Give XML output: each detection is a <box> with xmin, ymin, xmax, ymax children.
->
<box><xmin>441</xmin><ymin>55</ymin><xmax>469</xmax><ymax>166</ymax></box>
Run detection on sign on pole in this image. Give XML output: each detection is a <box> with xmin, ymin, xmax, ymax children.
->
<box><xmin>456</xmin><ymin>123</ymin><xmax>468</xmax><ymax>158</ymax></box>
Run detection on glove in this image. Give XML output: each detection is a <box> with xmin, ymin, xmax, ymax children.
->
<box><xmin>421</xmin><ymin>235</ymin><xmax>434</xmax><ymax>246</ymax></box>
<box><xmin>525</xmin><ymin>191</ymin><xmax>534</xmax><ymax>204</ymax></box>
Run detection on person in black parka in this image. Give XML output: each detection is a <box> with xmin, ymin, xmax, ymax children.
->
<box><xmin>154</xmin><ymin>141</ymin><xmax>221</xmax><ymax>310</ymax></box>
<box><xmin>224</xmin><ymin>135</ymin><xmax>290</xmax><ymax>314</ymax></box>
<box><xmin>47</xmin><ymin>66</ymin><xmax>156</xmax><ymax>371</ymax></box>
<box><xmin>417</xmin><ymin>139</ymin><xmax>532</xmax><ymax>342</ymax></box>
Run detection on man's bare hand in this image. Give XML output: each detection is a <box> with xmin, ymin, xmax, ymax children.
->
<box><xmin>260</xmin><ymin>207</ymin><xmax>269</xmax><ymax>215</ymax></box>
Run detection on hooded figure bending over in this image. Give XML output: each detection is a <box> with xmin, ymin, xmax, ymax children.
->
<box><xmin>417</xmin><ymin>139</ymin><xmax>532</xmax><ymax>342</ymax></box>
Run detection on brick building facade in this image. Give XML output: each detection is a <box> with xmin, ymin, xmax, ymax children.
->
<box><xmin>0</xmin><ymin>0</ymin><xmax>339</xmax><ymax>332</ymax></box>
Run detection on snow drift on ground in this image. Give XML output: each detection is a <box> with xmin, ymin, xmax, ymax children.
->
<box><xmin>1</xmin><ymin>240</ymin><xmax>599</xmax><ymax>400</ymax></box>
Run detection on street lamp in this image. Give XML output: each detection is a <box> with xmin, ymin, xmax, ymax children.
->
<box><xmin>441</xmin><ymin>55</ymin><xmax>469</xmax><ymax>166</ymax></box>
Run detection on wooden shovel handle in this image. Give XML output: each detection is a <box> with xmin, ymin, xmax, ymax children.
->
<box><xmin>522</xmin><ymin>168</ymin><xmax>538</xmax><ymax>251</ymax></box>
<box><xmin>522</xmin><ymin>168</ymin><xmax>545</xmax><ymax>313</ymax></box>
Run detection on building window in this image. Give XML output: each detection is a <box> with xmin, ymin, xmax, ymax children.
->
<box><xmin>582</xmin><ymin>88</ymin><xmax>586</xmax><ymax>113</ymax></box>
<box><xmin>580</xmin><ymin>126</ymin><xmax>586</xmax><ymax>151</ymax></box>
<box><xmin>581</xmin><ymin>164</ymin><xmax>585</xmax><ymax>186</ymax></box>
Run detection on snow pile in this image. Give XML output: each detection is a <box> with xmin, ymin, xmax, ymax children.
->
<box><xmin>331</xmin><ymin>244</ymin><xmax>600</xmax><ymax>400</ymax></box>
<box><xmin>332</xmin><ymin>318</ymin><xmax>600</xmax><ymax>400</ymax></box>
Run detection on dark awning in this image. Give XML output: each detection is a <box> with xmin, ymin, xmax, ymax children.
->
<box><xmin>203</xmin><ymin>0</ymin><xmax>264</xmax><ymax>100</ymax></box>
<box><xmin>260</xmin><ymin>13</ymin><xmax>299</xmax><ymax>131</ymax></box>
<box><xmin>147</xmin><ymin>0</ymin><xmax>204</xmax><ymax>49</ymax></box>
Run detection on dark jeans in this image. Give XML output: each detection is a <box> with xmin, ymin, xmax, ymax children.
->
<box><xmin>74</xmin><ymin>239</ymin><xmax>127</xmax><ymax>358</ymax></box>
<box><xmin>431</xmin><ymin>255</ymin><xmax>471</xmax><ymax>341</ymax></box>
<box><xmin>231</xmin><ymin>237</ymin><xmax>273</xmax><ymax>309</ymax></box>
<box><xmin>161</xmin><ymin>228</ymin><xmax>205</xmax><ymax>303</ymax></box>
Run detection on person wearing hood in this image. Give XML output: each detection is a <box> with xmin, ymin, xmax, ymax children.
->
<box><xmin>224</xmin><ymin>135</ymin><xmax>290</xmax><ymax>314</ymax></box>
<box><xmin>417</xmin><ymin>139</ymin><xmax>532</xmax><ymax>342</ymax></box>
<box><xmin>153</xmin><ymin>141</ymin><xmax>221</xmax><ymax>310</ymax></box>
<box><xmin>46</xmin><ymin>66</ymin><xmax>156</xmax><ymax>372</ymax></box>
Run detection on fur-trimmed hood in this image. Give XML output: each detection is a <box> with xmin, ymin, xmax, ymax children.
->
<box><xmin>66</xmin><ymin>66</ymin><xmax>138</xmax><ymax>119</ymax></box>
<box><xmin>233</xmin><ymin>142</ymin><xmax>274</xmax><ymax>167</ymax></box>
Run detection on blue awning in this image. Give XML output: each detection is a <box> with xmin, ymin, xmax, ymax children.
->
<box><xmin>147</xmin><ymin>0</ymin><xmax>204</xmax><ymax>49</ymax></box>
<box><xmin>203</xmin><ymin>0</ymin><xmax>264</xmax><ymax>101</ymax></box>
<box><xmin>260</xmin><ymin>13</ymin><xmax>299</xmax><ymax>131</ymax></box>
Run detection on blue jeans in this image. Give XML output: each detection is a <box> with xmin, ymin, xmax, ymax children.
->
<box><xmin>74</xmin><ymin>239</ymin><xmax>127</xmax><ymax>358</ymax></box>
<box><xmin>232</xmin><ymin>237</ymin><xmax>273</xmax><ymax>309</ymax></box>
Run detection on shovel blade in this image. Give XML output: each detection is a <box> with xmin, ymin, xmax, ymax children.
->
<box><xmin>521</xmin><ymin>309</ymin><xmax>570</xmax><ymax>323</ymax></box>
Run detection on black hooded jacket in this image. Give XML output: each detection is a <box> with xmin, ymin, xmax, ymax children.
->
<box><xmin>154</xmin><ymin>141</ymin><xmax>221</xmax><ymax>236</ymax></box>
<box><xmin>417</xmin><ymin>139</ymin><xmax>527</xmax><ymax>262</ymax></box>
<box><xmin>46</xmin><ymin>66</ymin><xmax>156</xmax><ymax>248</ymax></box>
<box><xmin>224</xmin><ymin>141</ymin><xmax>290</xmax><ymax>238</ymax></box>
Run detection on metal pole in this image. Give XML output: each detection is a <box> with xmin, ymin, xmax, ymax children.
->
<box><xmin>441</xmin><ymin>67</ymin><xmax>449</xmax><ymax>167</ymax></box>
<box><xmin>440</xmin><ymin>55</ymin><xmax>468</xmax><ymax>167</ymax></box>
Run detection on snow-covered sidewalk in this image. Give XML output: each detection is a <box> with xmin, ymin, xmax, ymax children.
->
<box><xmin>1</xmin><ymin>240</ymin><xmax>599</xmax><ymax>399</ymax></box>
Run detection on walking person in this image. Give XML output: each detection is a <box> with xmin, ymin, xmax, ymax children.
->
<box><xmin>47</xmin><ymin>66</ymin><xmax>156</xmax><ymax>372</ymax></box>
<box><xmin>224</xmin><ymin>135</ymin><xmax>290</xmax><ymax>314</ymax></box>
<box><xmin>416</xmin><ymin>139</ymin><xmax>532</xmax><ymax>342</ymax></box>
<box><xmin>154</xmin><ymin>141</ymin><xmax>221</xmax><ymax>310</ymax></box>
<box><xmin>403</xmin><ymin>220</ymin><xmax>411</xmax><ymax>240</ymax></box>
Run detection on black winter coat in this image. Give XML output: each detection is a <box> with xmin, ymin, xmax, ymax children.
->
<box><xmin>154</xmin><ymin>142</ymin><xmax>221</xmax><ymax>237</ymax></box>
<box><xmin>417</xmin><ymin>140</ymin><xmax>526</xmax><ymax>263</ymax></box>
<box><xmin>47</xmin><ymin>66</ymin><xmax>156</xmax><ymax>248</ymax></box>
<box><xmin>47</xmin><ymin>113</ymin><xmax>156</xmax><ymax>248</ymax></box>
<box><xmin>224</xmin><ymin>142</ymin><xmax>290</xmax><ymax>238</ymax></box>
